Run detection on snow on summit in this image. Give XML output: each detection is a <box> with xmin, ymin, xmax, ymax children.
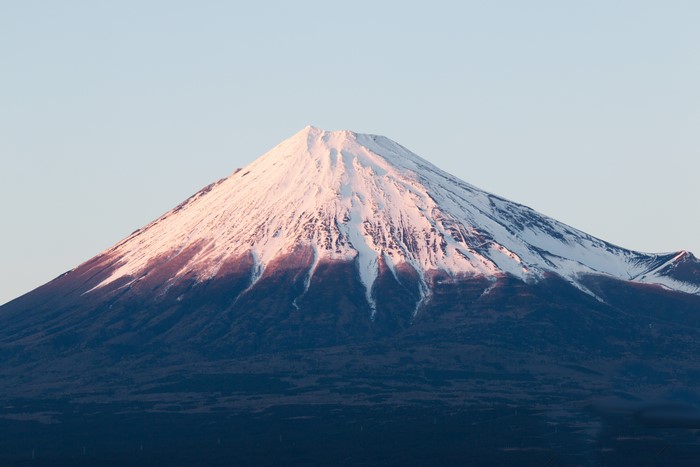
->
<box><xmin>88</xmin><ymin>126</ymin><xmax>700</xmax><ymax>308</ymax></box>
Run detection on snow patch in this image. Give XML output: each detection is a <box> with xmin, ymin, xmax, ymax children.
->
<box><xmin>292</xmin><ymin>246</ymin><xmax>320</xmax><ymax>310</ymax></box>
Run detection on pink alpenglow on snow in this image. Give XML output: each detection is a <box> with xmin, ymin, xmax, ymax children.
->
<box><xmin>84</xmin><ymin>126</ymin><xmax>700</xmax><ymax>315</ymax></box>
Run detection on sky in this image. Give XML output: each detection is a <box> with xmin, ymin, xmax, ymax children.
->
<box><xmin>1</xmin><ymin>1</ymin><xmax>699</xmax><ymax>305</ymax></box>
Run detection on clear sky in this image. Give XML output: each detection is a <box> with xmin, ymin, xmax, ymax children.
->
<box><xmin>1</xmin><ymin>1</ymin><xmax>699</xmax><ymax>305</ymax></box>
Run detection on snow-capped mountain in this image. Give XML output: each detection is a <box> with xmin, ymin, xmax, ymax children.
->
<box><xmin>2</xmin><ymin>125</ymin><xmax>699</xmax><ymax>355</ymax></box>
<box><xmin>2</xmin><ymin>126</ymin><xmax>700</xmax><ymax>465</ymax></box>
<box><xmin>84</xmin><ymin>125</ymin><xmax>698</xmax><ymax>313</ymax></box>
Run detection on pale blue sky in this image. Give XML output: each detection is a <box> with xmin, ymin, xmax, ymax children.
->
<box><xmin>2</xmin><ymin>1</ymin><xmax>699</xmax><ymax>304</ymax></box>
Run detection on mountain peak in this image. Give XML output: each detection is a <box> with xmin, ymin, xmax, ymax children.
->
<box><xmin>293</xmin><ymin>124</ymin><xmax>356</xmax><ymax>140</ymax></box>
<box><xmin>273</xmin><ymin>126</ymin><xmax>435</xmax><ymax>180</ymax></box>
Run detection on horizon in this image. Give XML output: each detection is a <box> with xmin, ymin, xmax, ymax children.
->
<box><xmin>2</xmin><ymin>2</ymin><xmax>699</xmax><ymax>305</ymax></box>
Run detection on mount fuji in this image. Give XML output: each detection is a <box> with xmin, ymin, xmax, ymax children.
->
<box><xmin>1</xmin><ymin>126</ymin><xmax>700</xmax><ymax>464</ymax></box>
<box><xmin>82</xmin><ymin>126</ymin><xmax>699</xmax><ymax>305</ymax></box>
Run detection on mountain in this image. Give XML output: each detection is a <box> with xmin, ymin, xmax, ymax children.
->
<box><xmin>40</xmin><ymin>126</ymin><xmax>700</xmax><ymax>300</ymax></box>
<box><xmin>1</xmin><ymin>126</ymin><xmax>700</xmax><ymax>465</ymax></box>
